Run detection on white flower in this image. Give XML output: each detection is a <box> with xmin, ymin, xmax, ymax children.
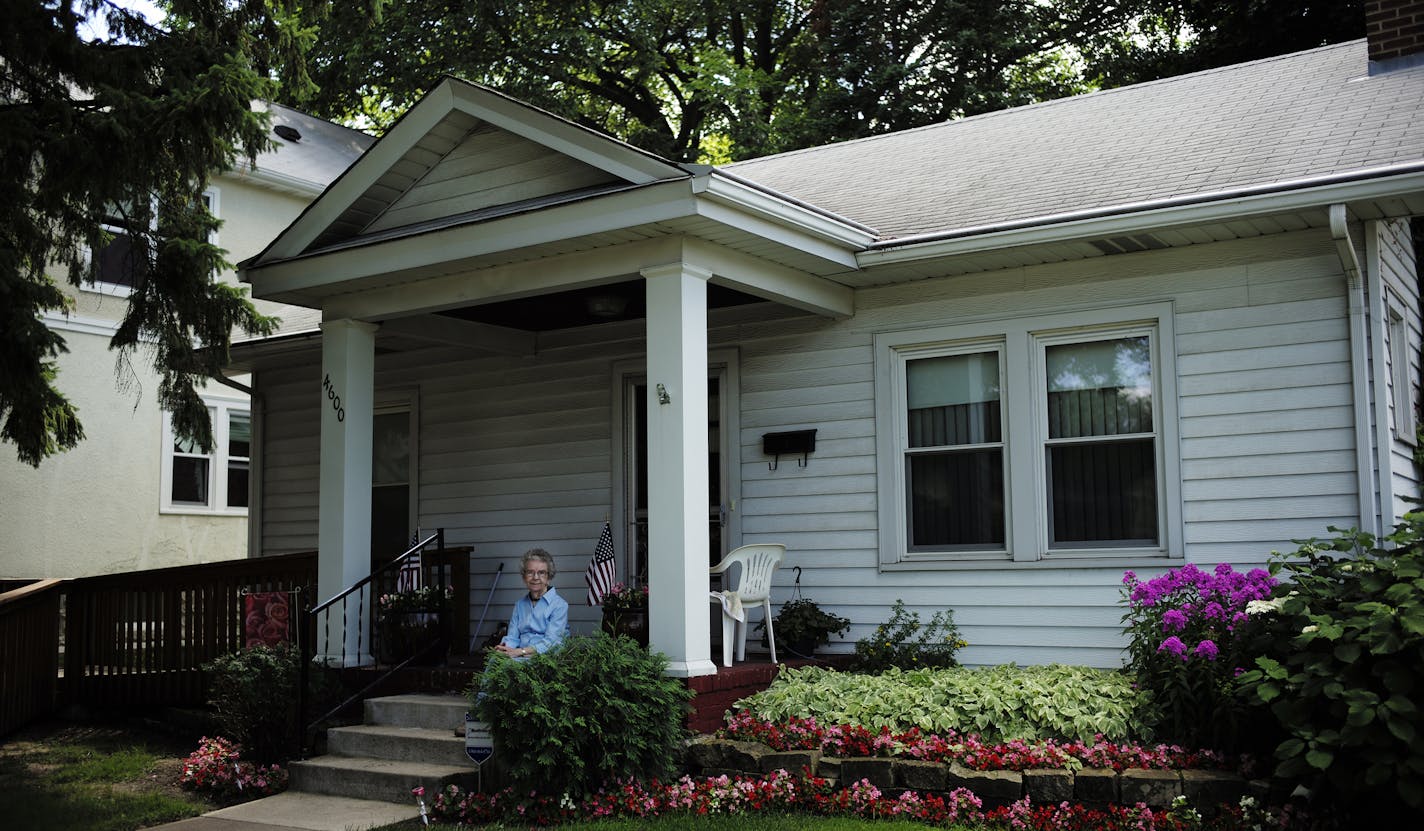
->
<box><xmin>1301</xmin><ymin>624</ymin><xmax>1318</xmax><ymax>633</ymax></box>
<box><xmin>1245</xmin><ymin>597</ymin><xmax>1285</xmax><ymax>615</ymax></box>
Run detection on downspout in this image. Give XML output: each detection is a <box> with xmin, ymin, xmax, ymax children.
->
<box><xmin>1331</xmin><ymin>204</ymin><xmax>1381</xmax><ymax>536</ymax></box>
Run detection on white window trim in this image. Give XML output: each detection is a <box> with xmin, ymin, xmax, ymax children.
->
<box><xmin>160</xmin><ymin>392</ymin><xmax>249</xmax><ymax>516</ymax></box>
<box><xmin>1388</xmin><ymin>298</ymin><xmax>1418</xmax><ymax>444</ymax></box>
<box><xmin>82</xmin><ymin>188</ymin><xmax>218</xmax><ymax>297</ymax></box>
<box><xmin>875</xmin><ymin>301</ymin><xmax>1183</xmax><ymax>569</ymax></box>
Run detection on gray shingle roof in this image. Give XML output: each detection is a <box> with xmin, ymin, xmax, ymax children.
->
<box><xmin>252</xmin><ymin>102</ymin><xmax>375</xmax><ymax>190</ymax></box>
<box><xmin>725</xmin><ymin>39</ymin><xmax>1424</xmax><ymax>239</ymax></box>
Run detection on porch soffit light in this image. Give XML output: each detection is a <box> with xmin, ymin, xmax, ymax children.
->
<box><xmin>585</xmin><ymin>293</ymin><xmax>628</xmax><ymax>318</ymax></box>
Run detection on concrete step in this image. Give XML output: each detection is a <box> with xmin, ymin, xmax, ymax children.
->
<box><xmin>288</xmin><ymin>755</ymin><xmax>479</xmax><ymax>803</ymax></box>
<box><xmin>326</xmin><ymin>724</ymin><xmax>469</xmax><ymax>766</ymax></box>
<box><xmin>363</xmin><ymin>693</ymin><xmax>470</xmax><ymax>731</ymax></box>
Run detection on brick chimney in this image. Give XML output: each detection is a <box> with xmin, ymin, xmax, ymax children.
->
<box><xmin>1367</xmin><ymin>0</ymin><xmax>1424</xmax><ymax>72</ymax></box>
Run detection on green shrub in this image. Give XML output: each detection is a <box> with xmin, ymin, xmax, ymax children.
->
<box><xmin>1236</xmin><ymin>520</ymin><xmax>1424</xmax><ymax>817</ymax></box>
<box><xmin>736</xmin><ymin>664</ymin><xmax>1141</xmax><ymax>741</ymax></box>
<box><xmin>202</xmin><ymin>644</ymin><xmax>301</xmax><ymax>763</ymax></box>
<box><xmin>850</xmin><ymin>600</ymin><xmax>964</xmax><ymax>673</ymax></box>
<box><xmin>471</xmin><ymin>632</ymin><xmax>693</xmax><ymax>798</ymax></box>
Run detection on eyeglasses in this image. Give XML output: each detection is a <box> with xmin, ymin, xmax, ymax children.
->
<box><xmin>522</xmin><ymin>569</ymin><xmax>549</xmax><ymax>579</ymax></box>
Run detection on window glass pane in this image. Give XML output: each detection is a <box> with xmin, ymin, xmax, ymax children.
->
<box><xmin>907</xmin><ymin>352</ymin><xmax>1001</xmax><ymax>447</ymax></box>
<box><xmin>228</xmin><ymin>412</ymin><xmax>250</xmax><ymax>458</ymax></box>
<box><xmin>1046</xmin><ymin>337</ymin><xmax>1152</xmax><ymax>439</ymax></box>
<box><xmin>95</xmin><ymin>230</ymin><xmax>143</xmax><ymax>287</ymax></box>
<box><xmin>171</xmin><ymin>456</ymin><xmax>210</xmax><ymax>505</ymax></box>
<box><xmin>372</xmin><ymin>412</ymin><xmax>409</xmax><ymax>485</ymax></box>
<box><xmin>1047</xmin><ymin>439</ymin><xmax>1157</xmax><ymax>545</ymax></box>
<box><xmin>227</xmin><ymin>461</ymin><xmax>249</xmax><ymax>508</ymax></box>
<box><xmin>908</xmin><ymin>450</ymin><xmax>1005</xmax><ymax>548</ymax></box>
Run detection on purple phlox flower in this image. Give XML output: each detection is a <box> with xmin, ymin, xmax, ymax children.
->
<box><xmin>1161</xmin><ymin>609</ymin><xmax>1189</xmax><ymax>633</ymax></box>
<box><xmin>1202</xmin><ymin>601</ymin><xmax>1225</xmax><ymax>621</ymax></box>
<box><xmin>1157</xmin><ymin>636</ymin><xmax>1188</xmax><ymax>659</ymax></box>
<box><xmin>1214</xmin><ymin>562</ymin><xmax>1234</xmax><ymax>577</ymax></box>
<box><xmin>1122</xmin><ymin>570</ymin><xmax>1137</xmax><ymax>585</ymax></box>
<box><xmin>1194</xmin><ymin>640</ymin><xmax>1220</xmax><ymax>661</ymax></box>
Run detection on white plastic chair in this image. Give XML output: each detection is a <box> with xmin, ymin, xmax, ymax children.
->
<box><xmin>708</xmin><ymin>543</ymin><xmax>785</xmax><ymax>667</ymax></box>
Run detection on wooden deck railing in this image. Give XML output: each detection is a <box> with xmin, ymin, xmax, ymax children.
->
<box><xmin>62</xmin><ymin>552</ymin><xmax>316</xmax><ymax>711</ymax></box>
<box><xmin>0</xmin><ymin>579</ymin><xmax>64</xmax><ymax>736</ymax></box>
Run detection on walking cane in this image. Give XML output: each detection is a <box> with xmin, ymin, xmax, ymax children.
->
<box><xmin>469</xmin><ymin>561</ymin><xmax>505</xmax><ymax>652</ymax></box>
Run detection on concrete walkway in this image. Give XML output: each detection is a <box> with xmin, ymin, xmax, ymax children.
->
<box><xmin>148</xmin><ymin>792</ymin><xmax>419</xmax><ymax>831</ymax></box>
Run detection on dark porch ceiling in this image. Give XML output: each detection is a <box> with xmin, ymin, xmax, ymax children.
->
<box><xmin>435</xmin><ymin>279</ymin><xmax>765</xmax><ymax>331</ymax></box>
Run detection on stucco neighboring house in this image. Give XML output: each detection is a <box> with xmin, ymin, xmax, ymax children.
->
<box><xmin>232</xmin><ymin>21</ymin><xmax>1424</xmax><ymax>672</ymax></box>
<box><xmin>0</xmin><ymin>104</ymin><xmax>372</xmax><ymax>580</ymax></box>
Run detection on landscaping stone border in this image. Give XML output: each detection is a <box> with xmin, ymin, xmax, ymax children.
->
<box><xmin>685</xmin><ymin>737</ymin><xmax>1266</xmax><ymax>812</ymax></box>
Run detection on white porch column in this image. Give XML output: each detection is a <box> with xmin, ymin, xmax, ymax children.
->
<box><xmin>642</xmin><ymin>263</ymin><xmax>717</xmax><ymax>677</ymax></box>
<box><xmin>317</xmin><ymin>318</ymin><xmax>378</xmax><ymax>666</ymax></box>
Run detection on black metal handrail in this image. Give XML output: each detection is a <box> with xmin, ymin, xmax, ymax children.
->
<box><xmin>297</xmin><ymin>530</ymin><xmax>448</xmax><ymax>755</ymax></box>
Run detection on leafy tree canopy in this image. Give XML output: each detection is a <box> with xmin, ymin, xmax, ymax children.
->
<box><xmin>0</xmin><ymin>0</ymin><xmax>367</xmax><ymax>466</ymax></box>
<box><xmin>297</xmin><ymin>1</ymin><xmax>1365</xmax><ymax>164</ymax></box>
<box><xmin>297</xmin><ymin>0</ymin><xmax>1141</xmax><ymax>163</ymax></box>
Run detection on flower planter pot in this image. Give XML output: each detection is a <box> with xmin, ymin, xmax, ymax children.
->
<box><xmin>601</xmin><ymin>608</ymin><xmax>649</xmax><ymax>648</ymax></box>
<box><xmin>377</xmin><ymin>612</ymin><xmax>444</xmax><ymax>665</ymax></box>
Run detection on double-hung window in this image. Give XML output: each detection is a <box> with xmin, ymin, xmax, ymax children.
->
<box><xmin>86</xmin><ymin>190</ymin><xmax>217</xmax><ymax>296</ymax></box>
<box><xmin>162</xmin><ymin>396</ymin><xmax>249</xmax><ymax>515</ymax></box>
<box><xmin>876</xmin><ymin>302</ymin><xmax>1181</xmax><ymax>566</ymax></box>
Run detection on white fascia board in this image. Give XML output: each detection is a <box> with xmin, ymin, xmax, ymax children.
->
<box><xmin>41</xmin><ymin>310</ymin><xmax>119</xmax><ymax>337</ymax></box>
<box><xmin>259</xmin><ymin>84</ymin><xmax>459</xmax><ymax>262</ymax></box>
<box><xmin>226</xmin><ymin>162</ymin><xmax>325</xmax><ymax>199</ymax></box>
<box><xmin>446</xmin><ymin>82</ymin><xmax>686</xmax><ymax>185</ymax></box>
<box><xmin>322</xmin><ymin>236</ymin><xmax>688</xmax><ymax>321</ymax></box>
<box><xmin>248</xmin><ymin>180</ymin><xmax>698</xmax><ymax>300</ymax></box>
<box><xmin>682</xmin><ymin>238</ymin><xmax>853</xmax><ymax>319</ymax></box>
<box><xmin>859</xmin><ymin>166</ymin><xmax>1424</xmax><ymax>269</ymax></box>
<box><xmin>693</xmin><ymin>170</ymin><xmax>877</xmax><ymax>249</ymax></box>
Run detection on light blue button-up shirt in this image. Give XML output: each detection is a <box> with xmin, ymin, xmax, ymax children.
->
<box><xmin>500</xmin><ymin>586</ymin><xmax>569</xmax><ymax>654</ymax></box>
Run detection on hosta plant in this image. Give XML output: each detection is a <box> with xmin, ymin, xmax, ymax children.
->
<box><xmin>735</xmin><ymin>663</ymin><xmax>1142</xmax><ymax>742</ymax></box>
<box><xmin>1236</xmin><ymin>519</ymin><xmax>1424</xmax><ymax>819</ymax></box>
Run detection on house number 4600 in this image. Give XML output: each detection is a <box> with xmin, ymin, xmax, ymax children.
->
<box><xmin>321</xmin><ymin>373</ymin><xmax>346</xmax><ymax>422</ymax></box>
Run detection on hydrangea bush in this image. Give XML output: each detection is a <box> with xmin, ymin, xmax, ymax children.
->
<box><xmin>1121</xmin><ymin>562</ymin><xmax>1276</xmax><ymax>748</ymax></box>
<box><xmin>179</xmin><ymin>736</ymin><xmax>287</xmax><ymax>801</ymax></box>
<box><xmin>1237</xmin><ymin>520</ymin><xmax>1424</xmax><ymax>820</ymax></box>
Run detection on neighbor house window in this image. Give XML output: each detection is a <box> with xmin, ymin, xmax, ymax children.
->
<box><xmin>86</xmin><ymin>190</ymin><xmax>217</xmax><ymax>296</ymax></box>
<box><xmin>162</xmin><ymin>397</ymin><xmax>248</xmax><ymax>515</ymax></box>
<box><xmin>875</xmin><ymin>302</ymin><xmax>1181</xmax><ymax>566</ymax></box>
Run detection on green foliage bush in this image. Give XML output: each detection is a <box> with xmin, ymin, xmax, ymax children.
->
<box><xmin>1237</xmin><ymin>519</ymin><xmax>1424</xmax><ymax>817</ymax></box>
<box><xmin>471</xmin><ymin>632</ymin><xmax>693</xmax><ymax>797</ymax></box>
<box><xmin>850</xmin><ymin>599</ymin><xmax>964</xmax><ymax>673</ymax></box>
<box><xmin>202</xmin><ymin>644</ymin><xmax>301</xmax><ymax>764</ymax></box>
<box><xmin>736</xmin><ymin>664</ymin><xmax>1141</xmax><ymax>742</ymax></box>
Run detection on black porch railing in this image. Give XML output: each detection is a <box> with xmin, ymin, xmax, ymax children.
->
<box><xmin>297</xmin><ymin>529</ymin><xmax>449</xmax><ymax>753</ymax></box>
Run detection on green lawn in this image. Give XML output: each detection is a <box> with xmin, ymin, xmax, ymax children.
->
<box><xmin>0</xmin><ymin>720</ymin><xmax>214</xmax><ymax>831</ymax></box>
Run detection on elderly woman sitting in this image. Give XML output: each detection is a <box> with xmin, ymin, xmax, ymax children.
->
<box><xmin>492</xmin><ymin>548</ymin><xmax>569</xmax><ymax>659</ymax></box>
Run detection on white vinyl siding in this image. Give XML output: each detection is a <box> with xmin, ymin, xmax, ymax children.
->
<box><xmin>255</xmin><ymin>229</ymin><xmax>1390</xmax><ymax>667</ymax></box>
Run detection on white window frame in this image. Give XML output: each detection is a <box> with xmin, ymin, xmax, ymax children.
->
<box><xmin>160</xmin><ymin>392</ymin><xmax>249</xmax><ymax>516</ymax></box>
<box><xmin>83</xmin><ymin>188</ymin><xmax>219</xmax><ymax>297</ymax></box>
<box><xmin>875</xmin><ymin>301</ymin><xmax>1183</xmax><ymax>569</ymax></box>
<box><xmin>1388</xmin><ymin>299</ymin><xmax>1418</xmax><ymax>443</ymax></box>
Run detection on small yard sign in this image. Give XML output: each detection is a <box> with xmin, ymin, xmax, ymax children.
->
<box><xmin>465</xmin><ymin>713</ymin><xmax>493</xmax><ymax>768</ymax></box>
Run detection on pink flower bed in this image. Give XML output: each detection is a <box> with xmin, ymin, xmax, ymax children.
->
<box><xmin>720</xmin><ymin>713</ymin><xmax>1235</xmax><ymax>773</ymax></box>
<box><xmin>179</xmin><ymin>736</ymin><xmax>287</xmax><ymax>800</ymax></box>
<box><xmin>426</xmin><ymin>771</ymin><xmax>1298</xmax><ymax>829</ymax></box>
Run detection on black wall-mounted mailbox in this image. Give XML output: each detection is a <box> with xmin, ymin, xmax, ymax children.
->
<box><xmin>763</xmin><ymin>429</ymin><xmax>817</xmax><ymax>469</ymax></box>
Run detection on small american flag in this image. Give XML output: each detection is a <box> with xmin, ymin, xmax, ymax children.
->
<box><xmin>585</xmin><ymin>522</ymin><xmax>617</xmax><ymax>606</ymax></box>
